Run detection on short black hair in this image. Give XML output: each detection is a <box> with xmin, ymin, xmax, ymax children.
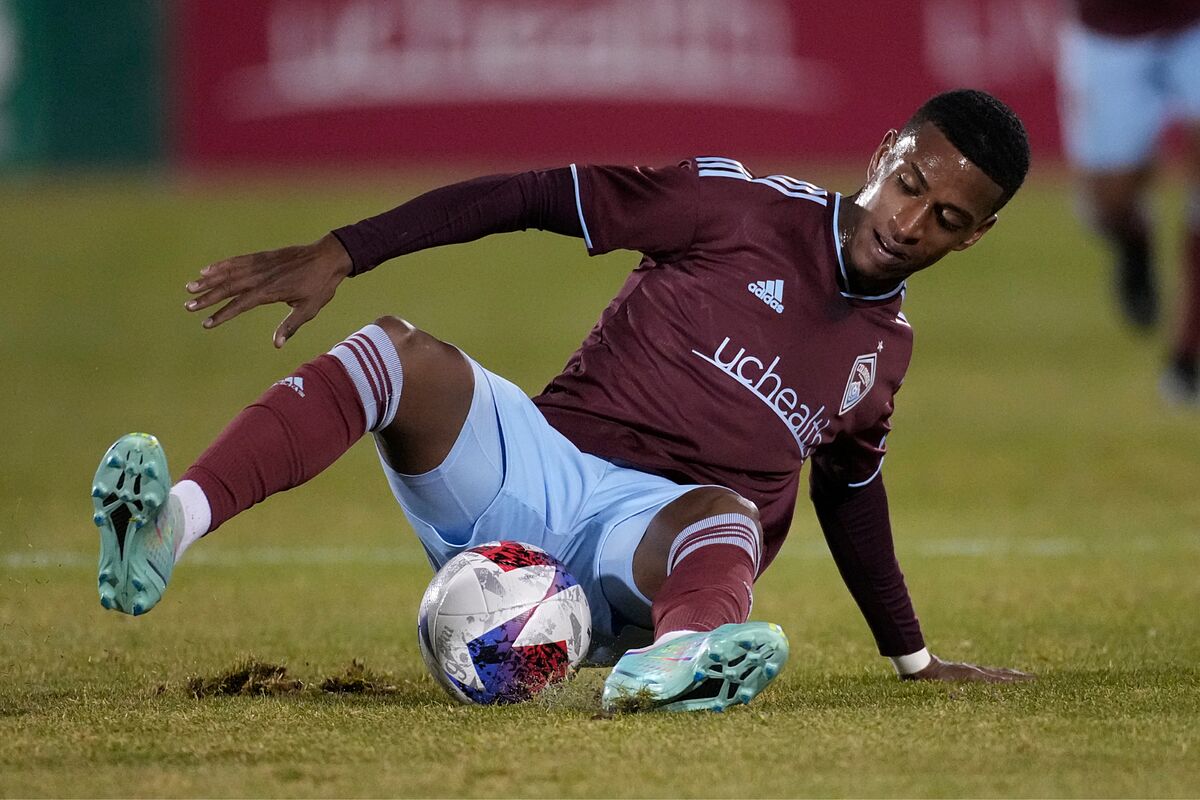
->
<box><xmin>903</xmin><ymin>89</ymin><xmax>1030</xmax><ymax>211</ymax></box>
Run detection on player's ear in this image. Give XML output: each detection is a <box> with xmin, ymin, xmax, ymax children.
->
<box><xmin>952</xmin><ymin>214</ymin><xmax>998</xmax><ymax>251</ymax></box>
<box><xmin>867</xmin><ymin>129</ymin><xmax>899</xmax><ymax>180</ymax></box>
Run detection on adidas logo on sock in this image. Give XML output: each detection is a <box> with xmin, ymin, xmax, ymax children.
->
<box><xmin>748</xmin><ymin>279</ymin><xmax>784</xmax><ymax>313</ymax></box>
<box><xmin>274</xmin><ymin>376</ymin><xmax>306</xmax><ymax>397</ymax></box>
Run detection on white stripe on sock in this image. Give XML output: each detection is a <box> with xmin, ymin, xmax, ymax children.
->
<box><xmin>667</xmin><ymin>526</ymin><xmax>759</xmax><ymax>569</ymax></box>
<box><xmin>330</xmin><ymin>340</ymin><xmax>380</xmax><ymax>431</ymax></box>
<box><xmin>665</xmin><ymin>513</ymin><xmax>760</xmax><ymax>575</ymax></box>
<box><xmin>328</xmin><ymin>324</ymin><xmax>404</xmax><ymax>433</ymax></box>
<box><xmin>669</xmin><ymin>519</ymin><xmax>761</xmax><ymax>571</ymax></box>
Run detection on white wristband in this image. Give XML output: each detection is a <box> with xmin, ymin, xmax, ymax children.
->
<box><xmin>890</xmin><ymin>647</ymin><xmax>932</xmax><ymax>675</ymax></box>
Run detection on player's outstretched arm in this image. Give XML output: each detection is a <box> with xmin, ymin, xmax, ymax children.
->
<box><xmin>185</xmin><ymin>169</ymin><xmax>585</xmax><ymax>347</ymax></box>
<box><xmin>901</xmin><ymin>655</ymin><xmax>1034</xmax><ymax>683</ymax></box>
<box><xmin>185</xmin><ymin>233</ymin><xmax>352</xmax><ymax>348</ymax></box>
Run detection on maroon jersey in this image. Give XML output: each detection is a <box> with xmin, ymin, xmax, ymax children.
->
<box><xmin>1075</xmin><ymin>0</ymin><xmax>1200</xmax><ymax>36</ymax></box>
<box><xmin>533</xmin><ymin>159</ymin><xmax>913</xmax><ymax>571</ymax></box>
<box><xmin>334</xmin><ymin>162</ymin><xmax>926</xmax><ymax>656</ymax></box>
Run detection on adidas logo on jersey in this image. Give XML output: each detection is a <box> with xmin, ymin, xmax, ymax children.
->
<box><xmin>274</xmin><ymin>376</ymin><xmax>306</xmax><ymax>397</ymax></box>
<box><xmin>748</xmin><ymin>280</ymin><xmax>785</xmax><ymax>313</ymax></box>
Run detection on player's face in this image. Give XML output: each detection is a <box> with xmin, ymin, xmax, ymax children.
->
<box><xmin>843</xmin><ymin>122</ymin><xmax>1004</xmax><ymax>288</ymax></box>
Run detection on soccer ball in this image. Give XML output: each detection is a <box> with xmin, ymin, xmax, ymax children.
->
<box><xmin>417</xmin><ymin>541</ymin><xmax>592</xmax><ymax>704</ymax></box>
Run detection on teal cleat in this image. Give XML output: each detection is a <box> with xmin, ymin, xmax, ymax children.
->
<box><xmin>601</xmin><ymin>622</ymin><xmax>789</xmax><ymax>712</ymax></box>
<box><xmin>91</xmin><ymin>433</ymin><xmax>180</xmax><ymax>615</ymax></box>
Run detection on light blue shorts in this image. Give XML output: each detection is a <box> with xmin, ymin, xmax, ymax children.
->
<box><xmin>376</xmin><ymin>357</ymin><xmax>710</xmax><ymax>661</ymax></box>
<box><xmin>1058</xmin><ymin>19</ymin><xmax>1200</xmax><ymax>170</ymax></box>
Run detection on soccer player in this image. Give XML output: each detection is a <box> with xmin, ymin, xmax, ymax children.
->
<box><xmin>92</xmin><ymin>89</ymin><xmax>1033</xmax><ymax>712</ymax></box>
<box><xmin>1057</xmin><ymin>0</ymin><xmax>1200</xmax><ymax>403</ymax></box>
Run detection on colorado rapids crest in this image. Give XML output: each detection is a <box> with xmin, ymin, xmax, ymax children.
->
<box><xmin>839</xmin><ymin>353</ymin><xmax>876</xmax><ymax>415</ymax></box>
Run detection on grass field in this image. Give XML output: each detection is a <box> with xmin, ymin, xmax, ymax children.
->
<box><xmin>1</xmin><ymin>169</ymin><xmax>1198</xmax><ymax>797</ymax></box>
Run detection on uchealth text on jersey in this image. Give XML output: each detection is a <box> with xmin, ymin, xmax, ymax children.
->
<box><xmin>692</xmin><ymin>336</ymin><xmax>831</xmax><ymax>458</ymax></box>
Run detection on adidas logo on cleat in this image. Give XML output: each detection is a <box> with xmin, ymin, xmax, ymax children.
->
<box><xmin>748</xmin><ymin>280</ymin><xmax>784</xmax><ymax>313</ymax></box>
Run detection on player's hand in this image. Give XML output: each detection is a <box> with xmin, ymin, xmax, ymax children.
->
<box><xmin>185</xmin><ymin>233</ymin><xmax>353</xmax><ymax>348</ymax></box>
<box><xmin>901</xmin><ymin>654</ymin><xmax>1035</xmax><ymax>683</ymax></box>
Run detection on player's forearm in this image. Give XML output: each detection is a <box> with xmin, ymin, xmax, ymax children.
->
<box><xmin>331</xmin><ymin>169</ymin><xmax>583</xmax><ymax>276</ymax></box>
<box><xmin>810</xmin><ymin>476</ymin><xmax>926</xmax><ymax>660</ymax></box>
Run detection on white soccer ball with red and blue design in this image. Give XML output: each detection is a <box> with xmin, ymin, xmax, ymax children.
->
<box><xmin>417</xmin><ymin>541</ymin><xmax>591</xmax><ymax>705</ymax></box>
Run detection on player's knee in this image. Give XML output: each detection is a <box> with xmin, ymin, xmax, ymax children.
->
<box><xmin>372</xmin><ymin>315</ymin><xmax>420</xmax><ymax>354</ymax></box>
<box><xmin>371</xmin><ymin>315</ymin><xmax>456</xmax><ymax>367</ymax></box>
<box><xmin>683</xmin><ymin>488</ymin><xmax>762</xmax><ymax>540</ymax></box>
<box><xmin>694</xmin><ymin>486</ymin><xmax>758</xmax><ymax>517</ymax></box>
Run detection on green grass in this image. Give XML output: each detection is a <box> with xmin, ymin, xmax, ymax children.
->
<box><xmin>1</xmin><ymin>170</ymin><xmax>1198</xmax><ymax>797</ymax></box>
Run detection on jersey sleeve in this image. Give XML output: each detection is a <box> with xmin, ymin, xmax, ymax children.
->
<box><xmin>809</xmin><ymin>404</ymin><xmax>893</xmax><ymax>491</ymax></box>
<box><xmin>570</xmin><ymin>160</ymin><xmax>700</xmax><ymax>261</ymax></box>
<box><xmin>331</xmin><ymin>169</ymin><xmax>582</xmax><ymax>276</ymax></box>
<box><xmin>808</xmin><ymin>475</ymin><xmax>925</xmax><ymax>657</ymax></box>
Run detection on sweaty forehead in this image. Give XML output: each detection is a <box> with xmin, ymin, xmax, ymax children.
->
<box><xmin>899</xmin><ymin>122</ymin><xmax>1005</xmax><ymax>215</ymax></box>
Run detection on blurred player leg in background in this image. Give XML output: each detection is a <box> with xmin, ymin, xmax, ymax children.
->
<box><xmin>1057</xmin><ymin>5</ymin><xmax>1200</xmax><ymax>404</ymax></box>
<box><xmin>1162</xmin><ymin>100</ymin><xmax>1200</xmax><ymax>403</ymax></box>
<box><xmin>1057</xmin><ymin>16</ymin><xmax>1163</xmax><ymax>330</ymax></box>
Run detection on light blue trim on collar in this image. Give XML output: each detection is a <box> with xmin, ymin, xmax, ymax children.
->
<box><xmin>832</xmin><ymin>192</ymin><xmax>849</xmax><ymax>286</ymax></box>
<box><xmin>569</xmin><ymin>164</ymin><xmax>594</xmax><ymax>250</ymax></box>
<box><xmin>832</xmin><ymin>192</ymin><xmax>907</xmax><ymax>303</ymax></box>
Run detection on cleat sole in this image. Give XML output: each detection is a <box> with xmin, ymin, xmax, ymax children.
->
<box><xmin>92</xmin><ymin>434</ymin><xmax>175</xmax><ymax>618</ymax></box>
<box><xmin>603</xmin><ymin>622</ymin><xmax>790</xmax><ymax>714</ymax></box>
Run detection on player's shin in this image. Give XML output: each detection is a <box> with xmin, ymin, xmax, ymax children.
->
<box><xmin>178</xmin><ymin>323</ymin><xmax>402</xmax><ymax>540</ymax></box>
<box><xmin>650</xmin><ymin>514</ymin><xmax>759</xmax><ymax>636</ymax></box>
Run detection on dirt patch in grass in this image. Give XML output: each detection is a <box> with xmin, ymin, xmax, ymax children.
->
<box><xmin>185</xmin><ymin>658</ymin><xmax>416</xmax><ymax>699</ymax></box>
<box><xmin>318</xmin><ymin>659</ymin><xmax>403</xmax><ymax>695</ymax></box>
<box><xmin>605</xmin><ymin>686</ymin><xmax>660</xmax><ymax>713</ymax></box>
<box><xmin>187</xmin><ymin>658</ymin><xmax>304</xmax><ymax>698</ymax></box>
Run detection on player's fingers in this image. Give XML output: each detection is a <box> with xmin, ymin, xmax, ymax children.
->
<box><xmin>187</xmin><ymin>250</ymin><xmax>280</xmax><ymax>295</ymax></box>
<box><xmin>184</xmin><ymin>286</ymin><xmax>232</xmax><ymax>313</ymax></box>
<box><xmin>204</xmin><ymin>291</ymin><xmax>266</xmax><ymax>329</ymax></box>
<box><xmin>186</xmin><ymin>258</ymin><xmax>283</xmax><ymax>312</ymax></box>
<box><xmin>186</xmin><ymin>258</ymin><xmax>237</xmax><ymax>293</ymax></box>
<box><xmin>273</xmin><ymin>304</ymin><xmax>317</xmax><ymax>348</ymax></box>
<box><xmin>185</xmin><ymin>269</ymin><xmax>255</xmax><ymax>311</ymax></box>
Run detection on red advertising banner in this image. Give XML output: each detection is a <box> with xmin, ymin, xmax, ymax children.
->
<box><xmin>176</xmin><ymin>0</ymin><xmax>1064</xmax><ymax>166</ymax></box>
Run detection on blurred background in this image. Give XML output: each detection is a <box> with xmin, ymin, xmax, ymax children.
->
<box><xmin>0</xmin><ymin>0</ymin><xmax>1070</xmax><ymax>168</ymax></box>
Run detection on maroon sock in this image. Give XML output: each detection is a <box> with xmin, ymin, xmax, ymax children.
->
<box><xmin>1177</xmin><ymin>225</ymin><xmax>1200</xmax><ymax>361</ymax></box>
<box><xmin>181</xmin><ymin>324</ymin><xmax>403</xmax><ymax>532</ymax></box>
<box><xmin>651</xmin><ymin>513</ymin><xmax>760</xmax><ymax>638</ymax></box>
